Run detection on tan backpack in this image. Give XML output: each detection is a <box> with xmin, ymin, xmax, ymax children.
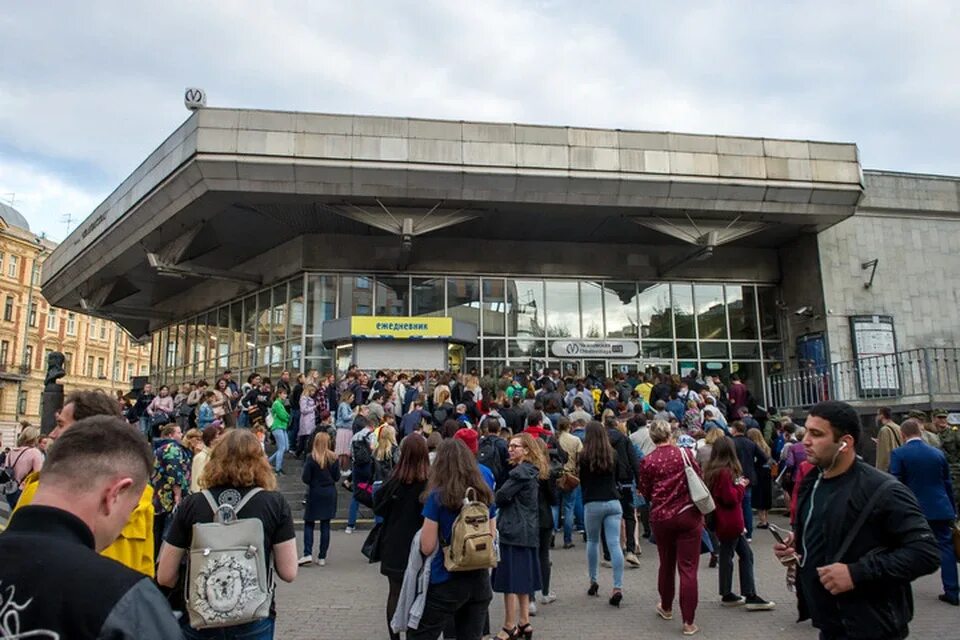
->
<box><xmin>442</xmin><ymin>487</ymin><xmax>497</xmax><ymax>572</ymax></box>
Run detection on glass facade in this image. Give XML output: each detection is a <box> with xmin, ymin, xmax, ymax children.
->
<box><xmin>150</xmin><ymin>273</ymin><xmax>781</xmax><ymax>401</ymax></box>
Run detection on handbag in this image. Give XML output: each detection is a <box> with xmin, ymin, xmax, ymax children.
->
<box><xmin>361</xmin><ymin>521</ymin><xmax>383</xmax><ymax>563</ymax></box>
<box><xmin>557</xmin><ymin>472</ymin><xmax>580</xmax><ymax>492</ymax></box>
<box><xmin>680</xmin><ymin>447</ymin><xmax>715</xmax><ymax>514</ymax></box>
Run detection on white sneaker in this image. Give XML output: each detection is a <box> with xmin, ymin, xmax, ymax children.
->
<box><xmin>528</xmin><ymin>601</ymin><xmax>537</xmax><ymax>616</ymax></box>
<box><xmin>297</xmin><ymin>555</ymin><xmax>312</xmax><ymax>566</ymax></box>
<box><xmin>315</xmin><ymin>558</ymin><xmax>326</xmax><ymax>566</ymax></box>
<box><xmin>625</xmin><ymin>551</ymin><xmax>641</xmax><ymax>567</ymax></box>
<box><xmin>601</xmin><ymin>559</ymin><xmax>612</xmax><ymax>568</ymax></box>
<box><xmin>538</xmin><ymin>592</ymin><xmax>557</xmax><ymax>604</ymax></box>
<box><xmin>345</xmin><ymin>526</ymin><xmax>355</xmax><ymax>534</ymax></box>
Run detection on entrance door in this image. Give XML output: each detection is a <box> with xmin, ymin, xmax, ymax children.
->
<box><xmin>584</xmin><ymin>360</ymin><xmax>606</xmax><ymax>385</ymax></box>
<box><xmin>335</xmin><ymin>344</ymin><xmax>354</xmax><ymax>378</ymax></box>
<box><xmin>642</xmin><ymin>360</ymin><xmax>673</xmax><ymax>378</ymax></box>
<box><xmin>610</xmin><ymin>361</ymin><xmax>640</xmax><ymax>379</ymax></box>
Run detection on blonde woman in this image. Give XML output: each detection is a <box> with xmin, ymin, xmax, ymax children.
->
<box><xmin>5</xmin><ymin>426</ymin><xmax>43</xmax><ymax>508</ymax></box>
<box><xmin>373</xmin><ymin>424</ymin><xmax>399</xmax><ymax>481</ymax></box>
<box><xmin>492</xmin><ymin>432</ymin><xmax>548</xmax><ymax>639</ymax></box>
<box><xmin>157</xmin><ymin>429</ymin><xmax>298</xmax><ymax>636</ymax></box>
<box><xmin>300</xmin><ymin>432</ymin><xmax>340</xmax><ymax>566</ymax></box>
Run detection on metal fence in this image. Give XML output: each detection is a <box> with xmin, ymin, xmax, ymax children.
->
<box><xmin>767</xmin><ymin>347</ymin><xmax>960</xmax><ymax>410</ymax></box>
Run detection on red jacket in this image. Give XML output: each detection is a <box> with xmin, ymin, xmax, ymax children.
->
<box><xmin>524</xmin><ymin>425</ymin><xmax>551</xmax><ymax>441</ymax></box>
<box><xmin>708</xmin><ymin>467</ymin><xmax>746</xmax><ymax>542</ymax></box>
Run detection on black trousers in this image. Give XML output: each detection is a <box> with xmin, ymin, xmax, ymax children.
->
<box><xmin>538</xmin><ymin>527</ymin><xmax>552</xmax><ymax>595</ymax></box>
<box><xmin>387</xmin><ymin>576</ymin><xmax>403</xmax><ymax>640</ymax></box>
<box><xmin>602</xmin><ymin>486</ymin><xmax>637</xmax><ymax>558</ymax></box>
<box><xmin>406</xmin><ymin>570</ymin><xmax>492</xmax><ymax>640</ymax></box>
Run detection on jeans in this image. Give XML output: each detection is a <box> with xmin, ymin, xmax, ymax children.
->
<box><xmin>930</xmin><ymin>519</ymin><xmax>960</xmax><ymax>598</ymax></box>
<box><xmin>602</xmin><ymin>485</ymin><xmax>637</xmax><ymax>559</ymax></box>
<box><xmin>348</xmin><ymin>497</ymin><xmax>360</xmax><ymax>527</ymax></box>
<box><xmin>718</xmin><ymin>534</ymin><xmax>755</xmax><ymax>597</ymax></box>
<box><xmin>182</xmin><ymin>617</ymin><xmax>275</xmax><ymax>639</ymax></box>
<box><xmin>267</xmin><ymin>429</ymin><xmax>288</xmax><ymax>471</ymax></box>
<box><xmin>652</xmin><ymin>507</ymin><xmax>702</xmax><ymax>625</ymax></box>
<box><xmin>741</xmin><ymin>487</ymin><xmax>753</xmax><ymax>538</ymax></box>
<box><xmin>405</xmin><ymin>569</ymin><xmax>493</xmax><ymax>640</ymax></box>
<box><xmin>238</xmin><ymin>411</ymin><xmax>250</xmax><ymax>428</ymax></box>
<box><xmin>552</xmin><ymin>486</ymin><xmax>582</xmax><ymax>544</ymax></box>
<box><xmin>585</xmin><ymin>499</ymin><xmax>624</xmax><ymax>589</ymax></box>
<box><xmin>138</xmin><ymin>415</ymin><xmax>150</xmax><ymax>439</ymax></box>
<box><xmin>288</xmin><ymin>408</ymin><xmax>300</xmax><ymax>443</ymax></box>
<box><xmin>303</xmin><ymin>520</ymin><xmax>331</xmax><ymax>559</ymax></box>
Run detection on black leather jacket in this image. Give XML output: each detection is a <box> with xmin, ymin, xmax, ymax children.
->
<box><xmin>794</xmin><ymin>460</ymin><xmax>940</xmax><ymax>639</ymax></box>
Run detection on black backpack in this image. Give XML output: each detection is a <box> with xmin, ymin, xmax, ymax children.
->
<box><xmin>477</xmin><ymin>436</ymin><xmax>505</xmax><ymax>484</ymax></box>
<box><xmin>352</xmin><ymin>435</ymin><xmax>373</xmax><ymax>468</ymax></box>
<box><xmin>610</xmin><ymin>431</ymin><xmax>634</xmax><ymax>483</ymax></box>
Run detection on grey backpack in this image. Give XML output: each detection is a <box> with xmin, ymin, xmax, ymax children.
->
<box><xmin>186</xmin><ymin>488</ymin><xmax>273</xmax><ymax>629</ymax></box>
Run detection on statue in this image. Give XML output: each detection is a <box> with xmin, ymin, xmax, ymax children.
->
<box><xmin>41</xmin><ymin>351</ymin><xmax>66</xmax><ymax>435</ymax></box>
<box><xmin>44</xmin><ymin>351</ymin><xmax>66</xmax><ymax>390</ymax></box>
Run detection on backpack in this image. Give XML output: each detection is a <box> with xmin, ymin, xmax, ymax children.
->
<box><xmin>477</xmin><ymin>435</ymin><xmax>505</xmax><ymax>484</ymax></box>
<box><xmin>432</xmin><ymin>405</ymin><xmax>451</xmax><ymax>426</ymax></box>
<box><xmin>186</xmin><ymin>488</ymin><xmax>272</xmax><ymax>629</ymax></box>
<box><xmin>0</xmin><ymin>450</ymin><xmax>26</xmax><ymax>495</ymax></box>
<box><xmin>442</xmin><ymin>487</ymin><xmax>498</xmax><ymax>572</ymax></box>
<box><xmin>352</xmin><ymin>433</ymin><xmax>373</xmax><ymax>468</ymax></box>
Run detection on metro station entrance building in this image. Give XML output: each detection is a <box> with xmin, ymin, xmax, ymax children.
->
<box><xmin>43</xmin><ymin>107</ymin><xmax>960</xmax><ymax>411</ymax></box>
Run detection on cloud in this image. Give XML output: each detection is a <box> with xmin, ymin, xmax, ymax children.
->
<box><xmin>1</xmin><ymin>0</ymin><xmax>959</xmax><ymax>239</ymax></box>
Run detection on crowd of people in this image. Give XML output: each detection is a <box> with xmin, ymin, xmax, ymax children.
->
<box><xmin>0</xmin><ymin>363</ymin><xmax>957</xmax><ymax>640</ymax></box>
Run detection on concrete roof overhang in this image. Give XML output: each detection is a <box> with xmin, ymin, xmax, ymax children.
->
<box><xmin>42</xmin><ymin>108</ymin><xmax>864</xmax><ymax>337</ymax></box>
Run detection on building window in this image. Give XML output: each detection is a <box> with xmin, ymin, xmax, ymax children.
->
<box><xmin>3</xmin><ymin>296</ymin><xmax>13</xmax><ymax>322</ymax></box>
<box><xmin>127</xmin><ymin>362</ymin><xmax>134</xmax><ymax>381</ymax></box>
<box><xmin>17</xmin><ymin>390</ymin><xmax>27</xmax><ymax>415</ymax></box>
<box><xmin>31</xmin><ymin>262</ymin><xmax>40</xmax><ymax>286</ymax></box>
<box><xmin>23</xmin><ymin>345</ymin><xmax>33</xmax><ymax>369</ymax></box>
<box><xmin>0</xmin><ymin>340</ymin><xmax>8</xmax><ymax>365</ymax></box>
<box><xmin>63</xmin><ymin>352</ymin><xmax>72</xmax><ymax>374</ymax></box>
<box><xmin>44</xmin><ymin>348</ymin><xmax>52</xmax><ymax>367</ymax></box>
<box><xmin>140</xmin><ymin>364</ymin><xmax>148</xmax><ymax>375</ymax></box>
<box><xmin>47</xmin><ymin>308</ymin><xmax>57</xmax><ymax>331</ymax></box>
<box><xmin>0</xmin><ymin>252</ymin><xmax>4</xmax><ymax>273</ymax></box>
<box><xmin>8</xmin><ymin>255</ymin><xmax>18</xmax><ymax>279</ymax></box>
<box><xmin>88</xmin><ymin>318</ymin><xmax>96</xmax><ymax>338</ymax></box>
<box><xmin>100</xmin><ymin>321</ymin><xmax>107</xmax><ymax>340</ymax></box>
<box><xmin>66</xmin><ymin>313</ymin><xmax>76</xmax><ymax>335</ymax></box>
<box><xmin>97</xmin><ymin>357</ymin><xmax>105</xmax><ymax>378</ymax></box>
<box><xmin>29</xmin><ymin>302</ymin><xmax>37</xmax><ymax>327</ymax></box>
<box><xmin>86</xmin><ymin>355</ymin><xmax>94</xmax><ymax>377</ymax></box>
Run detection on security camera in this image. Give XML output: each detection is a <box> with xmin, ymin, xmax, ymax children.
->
<box><xmin>795</xmin><ymin>306</ymin><xmax>812</xmax><ymax>316</ymax></box>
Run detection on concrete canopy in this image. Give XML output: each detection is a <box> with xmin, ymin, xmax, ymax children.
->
<box><xmin>41</xmin><ymin>108</ymin><xmax>864</xmax><ymax>338</ymax></box>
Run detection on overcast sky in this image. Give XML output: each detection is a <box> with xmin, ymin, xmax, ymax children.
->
<box><xmin>1</xmin><ymin>1</ymin><xmax>958</xmax><ymax>241</ymax></box>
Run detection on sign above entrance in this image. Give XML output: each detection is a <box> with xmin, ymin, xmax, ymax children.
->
<box><xmin>351</xmin><ymin>316</ymin><xmax>453</xmax><ymax>340</ymax></box>
<box><xmin>550</xmin><ymin>340</ymin><xmax>639</xmax><ymax>358</ymax></box>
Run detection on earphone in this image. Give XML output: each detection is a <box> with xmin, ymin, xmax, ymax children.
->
<box><xmin>838</xmin><ymin>441</ymin><xmax>848</xmax><ymax>452</ymax></box>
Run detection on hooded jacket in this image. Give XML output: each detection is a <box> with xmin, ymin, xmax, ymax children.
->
<box><xmin>494</xmin><ymin>461</ymin><xmax>540</xmax><ymax>547</ymax></box>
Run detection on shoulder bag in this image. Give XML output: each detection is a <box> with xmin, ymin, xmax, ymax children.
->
<box><xmin>680</xmin><ymin>447</ymin><xmax>715</xmax><ymax>514</ymax></box>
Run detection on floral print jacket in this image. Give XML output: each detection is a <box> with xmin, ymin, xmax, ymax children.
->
<box><xmin>151</xmin><ymin>439</ymin><xmax>191</xmax><ymax>514</ymax></box>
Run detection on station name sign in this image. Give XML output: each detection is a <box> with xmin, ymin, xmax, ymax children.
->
<box><xmin>550</xmin><ymin>340</ymin><xmax>640</xmax><ymax>358</ymax></box>
<box><xmin>351</xmin><ymin>316</ymin><xmax>453</xmax><ymax>340</ymax></box>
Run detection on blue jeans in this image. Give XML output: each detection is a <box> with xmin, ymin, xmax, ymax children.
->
<box><xmin>304</xmin><ymin>520</ymin><xmax>331</xmax><ymax>559</ymax></box>
<box><xmin>238</xmin><ymin>411</ymin><xmax>250</xmax><ymax>428</ymax></box>
<box><xmin>585</xmin><ymin>499</ymin><xmax>624</xmax><ymax>589</ymax></box>
<box><xmin>138</xmin><ymin>416</ymin><xmax>150</xmax><ymax>438</ymax></box>
<box><xmin>182</xmin><ymin>616</ymin><xmax>274</xmax><ymax>639</ymax></box>
<box><xmin>741</xmin><ymin>487</ymin><xmax>753</xmax><ymax>538</ymax></box>
<box><xmin>931</xmin><ymin>519</ymin><xmax>959</xmax><ymax>599</ymax></box>
<box><xmin>267</xmin><ymin>429</ymin><xmax>288</xmax><ymax>471</ymax></box>
<box><xmin>348</xmin><ymin>496</ymin><xmax>360</xmax><ymax>527</ymax></box>
<box><xmin>552</xmin><ymin>486</ymin><xmax>582</xmax><ymax>544</ymax></box>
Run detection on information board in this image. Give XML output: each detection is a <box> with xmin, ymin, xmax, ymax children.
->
<box><xmin>849</xmin><ymin>315</ymin><xmax>899</xmax><ymax>396</ymax></box>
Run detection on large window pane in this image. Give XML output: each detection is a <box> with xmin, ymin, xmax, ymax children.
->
<box><xmin>242</xmin><ymin>296</ymin><xmax>258</xmax><ymax>370</ymax></box>
<box><xmin>256</xmin><ymin>290</ymin><xmax>272</xmax><ymax>361</ymax></box>
<box><xmin>604</xmin><ymin>281</ymin><xmax>639</xmax><ymax>338</ymax></box>
<box><xmin>448</xmin><ymin>277</ymin><xmax>481</xmax><ymax>328</ymax></box>
<box><xmin>306</xmin><ymin>275</ymin><xmax>336</xmax><ymax>334</ymax></box>
<box><xmin>731</xmin><ymin>341</ymin><xmax>761</xmax><ymax>359</ymax></box>
<box><xmin>509</xmin><ymin>339</ymin><xmax>545</xmax><ymax>358</ymax></box>
<box><xmin>699</xmin><ymin>341</ymin><xmax>730</xmax><ymax>359</ymax></box>
<box><xmin>580</xmin><ymin>281</ymin><xmax>604</xmax><ymax>339</ymax></box>
<box><xmin>672</xmin><ymin>284</ymin><xmax>695</xmax><ymax>339</ymax></box>
<box><xmin>757</xmin><ymin>287</ymin><xmax>780</xmax><ymax>340</ymax></box>
<box><xmin>695</xmin><ymin>284</ymin><xmax>727</xmax><ymax>339</ymax></box>
<box><xmin>545</xmin><ymin>280</ymin><xmax>580</xmax><ymax>338</ymax></box>
<box><xmin>508</xmin><ymin>280</ymin><xmax>545</xmax><ymax>338</ymax></box>
<box><xmin>218</xmin><ymin>307</ymin><xmax>231</xmax><ymax>369</ymax></box>
<box><xmin>727</xmin><ymin>285</ymin><xmax>758</xmax><ymax>340</ymax></box>
<box><xmin>732</xmin><ymin>362</ymin><xmax>763</xmax><ymax>393</ymax></box>
<box><xmin>481</xmin><ymin>278</ymin><xmax>506</xmax><ymax>336</ymax></box>
<box><xmin>638</xmin><ymin>283</ymin><xmax>672</xmax><ymax>339</ymax></box>
<box><xmin>270</xmin><ymin>285</ymin><xmax>286</xmax><ymax>343</ymax></box>
<box><xmin>288</xmin><ymin>277</ymin><xmax>304</xmax><ymax>343</ymax></box>
<box><xmin>483</xmin><ymin>339</ymin><xmax>506</xmax><ymax>359</ymax></box>
<box><xmin>340</xmin><ymin>275</ymin><xmax>373</xmax><ymax>316</ymax></box>
<box><xmin>375</xmin><ymin>276</ymin><xmax>409</xmax><ymax>316</ymax></box>
<box><xmin>412</xmin><ymin>277</ymin><xmax>444</xmax><ymax>318</ymax></box>
<box><xmin>642</xmin><ymin>341</ymin><xmax>674</xmax><ymax>359</ymax></box>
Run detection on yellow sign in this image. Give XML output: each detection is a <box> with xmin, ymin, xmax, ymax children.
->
<box><xmin>351</xmin><ymin>316</ymin><xmax>453</xmax><ymax>339</ymax></box>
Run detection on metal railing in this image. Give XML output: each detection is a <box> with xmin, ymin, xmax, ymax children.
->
<box><xmin>767</xmin><ymin>347</ymin><xmax>960</xmax><ymax>410</ymax></box>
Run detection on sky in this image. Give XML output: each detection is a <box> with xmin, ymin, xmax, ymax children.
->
<box><xmin>1</xmin><ymin>1</ymin><xmax>958</xmax><ymax>242</ymax></box>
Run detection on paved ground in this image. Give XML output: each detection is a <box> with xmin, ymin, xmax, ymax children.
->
<box><xmin>275</xmin><ymin>512</ymin><xmax>956</xmax><ymax>640</ymax></box>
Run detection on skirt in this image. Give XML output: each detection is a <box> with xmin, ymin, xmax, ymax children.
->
<box><xmin>335</xmin><ymin>428</ymin><xmax>353</xmax><ymax>456</ymax></box>
<box><xmin>491</xmin><ymin>543</ymin><xmax>542</xmax><ymax>594</ymax></box>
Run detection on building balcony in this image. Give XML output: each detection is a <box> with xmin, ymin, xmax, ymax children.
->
<box><xmin>0</xmin><ymin>363</ymin><xmax>31</xmax><ymax>380</ymax></box>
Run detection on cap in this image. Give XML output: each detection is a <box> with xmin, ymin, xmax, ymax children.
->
<box><xmin>907</xmin><ymin>410</ymin><xmax>928</xmax><ymax>420</ymax></box>
<box><xmin>454</xmin><ymin>427</ymin><xmax>479</xmax><ymax>455</ymax></box>
<box><xmin>933</xmin><ymin>409</ymin><xmax>948</xmax><ymax>418</ymax></box>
